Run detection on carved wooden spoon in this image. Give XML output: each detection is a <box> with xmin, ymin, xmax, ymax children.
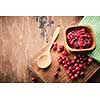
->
<box><xmin>37</xmin><ymin>26</ymin><xmax>61</xmax><ymax>69</ymax></box>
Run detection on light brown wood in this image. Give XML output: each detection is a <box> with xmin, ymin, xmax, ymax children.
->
<box><xmin>37</xmin><ymin>26</ymin><xmax>60</xmax><ymax>69</ymax></box>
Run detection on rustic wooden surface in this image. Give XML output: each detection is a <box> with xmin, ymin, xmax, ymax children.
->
<box><xmin>0</xmin><ymin>16</ymin><xmax>100</xmax><ymax>82</ymax></box>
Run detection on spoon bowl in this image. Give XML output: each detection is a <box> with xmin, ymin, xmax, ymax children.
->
<box><xmin>37</xmin><ymin>51</ymin><xmax>52</xmax><ymax>69</ymax></box>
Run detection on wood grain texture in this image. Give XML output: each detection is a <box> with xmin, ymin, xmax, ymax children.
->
<box><xmin>1</xmin><ymin>16</ymin><xmax>99</xmax><ymax>83</ymax></box>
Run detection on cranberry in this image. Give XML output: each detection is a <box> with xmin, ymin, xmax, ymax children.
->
<box><xmin>62</xmin><ymin>50</ymin><xmax>68</xmax><ymax>56</ymax></box>
<box><xmin>66</xmin><ymin>57</ymin><xmax>71</xmax><ymax>62</ymax></box>
<box><xmin>74</xmin><ymin>63</ymin><xmax>78</xmax><ymax>67</ymax></box>
<box><xmin>57</xmin><ymin>48</ymin><xmax>62</xmax><ymax>52</ymax></box>
<box><xmin>77</xmin><ymin>59</ymin><xmax>80</xmax><ymax>63</ymax></box>
<box><xmin>71</xmin><ymin>59</ymin><xmax>75</xmax><ymax>64</ymax></box>
<box><xmin>72</xmin><ymin>69</ymin><xmax>76</xmax><ymax>73</ymax></box>
<box><xmin>64</xmin><ymin>64</ymin><xmax>68</xmax><ymax>69</ymax></box>
<box><xmin>57</xmin><ymin>44</ymin><xmax>64</xmax><ymax>52</ymax></box>
<box><xmin>79</xmin><ymin>64</ymin><xmax>83</xmax><ymax>68</ymax></box>
<box><xmin>79</xmin><ymin>71</ymin><xmax>85</xmax><ymax>76</ymax></box>
<box><xmin>68</xmin><ymin>66</ymin><xmax>73</xmax><ymax>70</ymax></box>
<box><xmin>69</xmin><ymin>73</ymin><xmax>73</xmax><ymax>77</ymax></box>
<box><xmin>58</xmin><ymin>56</ymin><xmax>62</xmax><ymax>60</ymax></box>
<box><xmin>62</xmin><ymin>60</ymin><xmax>67</xmax><ymax>65</ymax></box>
<box><xmin>52</xmin><ymin>46</ymin><xmax>57</xmax><ymax>51</ymax></box>
<box><xmin>76</xmin><ymin>67</ymin><xmax>80</xmax><ymax>71</ymax></box>
<box><xmin>83</xmin><ymin>66</ymin><xmax>87</xmax><ymax>70</ymax></box>
<box><xmin>58</xmin><ymin>59</ymin><xmax>62</xmax><ymax>64</ymax></box>
<box><xmin>73</xmin><ymin>56</ymin><xmax>77</xmax><ymax>60</ymax></box>
<box><xmin>74</xmin><ymin>73</ymin><xmax>78</xmax><ymax>78</ymax></box>
<box><xmin>88</xmin><ymin>57</ymin><xmax>93</xmax><ymax>63</ymax></box>
<box><xmin>76</xmin><ymin>71</ymin><xmax>80</xmax><ymax>75</ymax></box>
<box><xmin>53</xmin><ymin>42</ymin><xmax>57</xmax><ymax>47</ymax></box>
<box><xmin>62</xmin><ymin>56</ymin><xmax>66</xmax><ymax>60</ymax></box>
<box><xmin>71</xmin><ymin>76</ymin><xmax>76</xmax><ymax>80</ymax></box>
<box><xmin>53</xmin><ymin>72</ymin><xmax>58</xmax><ymax>77</ymax></box>
<box><xmin>31</xmin><ymin>76</ymin><xmax>36</xmax><ymax>81</ymax></box>
<box><xmin>66</xmin><ymin>69</ymin><xmax>70</xmax><ymax>74</ymax></box>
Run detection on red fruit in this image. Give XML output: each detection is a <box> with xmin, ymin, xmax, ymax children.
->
<box><xmin>53</xmin><ymin>42</ymin><xmax>57</xmax><ymax>47</ymax></box>
<box><xmin>76</xmin><ymin>67</ymin><xmax>80</xmax><ymax>71</ymax></box>
<box><xmin>31</xmin><ymin>76</ymin><xmax>36</xmax><ymax>81</ymax></box>
<box><xmin>79</xmin><ymin>71</ymin><xmax>85</xmax><ymax>76</ymax></box>
<box><xmin>71</xmin><ymin>59</ymin><xmax>75</xmax><ymax>64</ymax></box>
<box><xmin>69</xmin><ymin>73</ymin><xmax>73</xmax><ymax>77</ymax></box>
<box><xmin>79</xmin><ymin>64</ymin><xmax>83</xmax><ymax>68</ymax></box>
<box><xmin>58</xmin><ymin>56</ymin><xmax>62</xmax><ymax>60</ymax></box>
<box><xmin>71</xmin><ymin>76</ymin><xmax>76</xmax><ymax>80</ymax></box>
<box><xmin>62</xmin><ymin>50</ymin><xmax>68</xmax><ymax>56</ymax></box>
<box><xmin>76</xmin><ymin>71</ymin><xmax>80</xmax><ymax>75</ymax></box>
<box><xmin>57</xmin><ymin>48</ymin><xmax>62</xmax><ymax>52</ymax></box>
<box><xmin>62</xmin><ymin>56</ymin><xmax>66</xmax><ymax>60</ymax></box>
<box><xmin>68</xmin><ymin>66</ymin><xmax>73</xmax><ymax>70</ymax></box>
<box><xmin>57</xmin><ymin>44</ymin><xmax>64</xmax><ymax>52</ymax></box>
<box><xmin>66</xmin><ymin>70</ymin><xmax>70</xmax><ymax>74</ymax></box>
<box><xmin>58</xmin><ymin>59</ymin><xmax>62</xmax><ymax>64</ymax></box>
<box><xmin>83</xmin><ymin>66</ymin><xmax>87</xmax><ymax>70</ymax></box>
<box><xmin>72</xmin><ymin>69</ymin><xmax>76</xmax><ymax>73</ymax></box>
<box><xmin>74</xmin><ymin>63</ymin><xmax>78</xmax><ymax>67</ymax></box>
<box><xmin>52</xmin><ymin>46</ymin><xmax>57</xmax><ymax>51</ymax></box>
<box><xmin>53</xmin><ymin>72</ymin><xmax>58</xmax><ymax>77</ymax></box>
<box><xmin>62</xmin><ymin>60</ymin><xmax>67</xmax><ymax>65</ymax></box>
<box><xmin>64</xmin><ymin>64</ymin><xmax>68</xmax><ymax>69</ymax></box>
<box><xmin>74</xmin><ymin>73</ymin><xmax>78</xmax><ymax>78</ymax></box>
<box><xmin>88</xmin><ymin>57</ymin><xmax>93</xmax><ymax>63</ymax></box>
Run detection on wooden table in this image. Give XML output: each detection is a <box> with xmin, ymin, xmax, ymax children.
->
<box><xmin>0</xmin><ymin>16</ymin><xmax>99</xmax><ymax>82</ymax></box>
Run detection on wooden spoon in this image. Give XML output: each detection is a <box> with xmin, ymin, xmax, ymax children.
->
<box><xmin>37</xmin><ymin>26</ymin><xmax>61</xmax><ymax>69</ymax></box>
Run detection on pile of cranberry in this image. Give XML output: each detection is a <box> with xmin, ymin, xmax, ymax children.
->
<box><xmin>52</xmin><ymin>42</ymin><xmax>93</xmax><ymax>81</ymax></box>
<box><xmin>67</xmin><ymin>28</ymin><xmax>92</xmax><ymax>49</ymax></box>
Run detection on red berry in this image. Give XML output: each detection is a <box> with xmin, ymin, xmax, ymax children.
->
<box><xmin>74</xmin><ymin>63</ymin><xmax>78</xmax><ymax>67</ymax></box>
<box><xmin>71</xmin><ymin>76</ymin><xmax>76</xmax><ymax>80</ymax></box>
<box><xmin>74</xmin><ymin>73</ymin><xmax>78</xmax><ymax>78</ymax></box>
<box><xmin>31</xmin><ymin>76</ymin><xmax>36</xmax><ymax>81</ymax></box>
<box><xmin>58</xmin><ymin>59</ymin><xmax>62</xmax><ymax>64</ymax></box>
<box><xmin>62</xmin><ymin>60</ymin><xmax>67</xmax><ymax>65</ymax></box>
<box><xmin>76</xmin><ymin>67</ymin><xmax>80</xmax><ymax>71</ymax></box>
<box><xmin>53</xmin><ymin>72</ymin><xmax>58</xmax><ymax>77</ymax></box>
<box><xmin>79</xmin><ymin>71</ymin><xmax>85</xmax><ymax>76</ymax></box>
<box><xmin>69</xmin><ymin>73</ymin><xmax>73</xmax><ymax>77</ymax></box>
<box><xmin>57</xmin><ymin>48</ymin><xmax>62</xmax><ymax>52</ymax></box>
<box><xmin>72</xmin><ymin>69</ymin><xmax>76</xmax><ymax>73</ymax></box>
<box><xmin>88</xmin><ymin>57</ymin><xmax>93</xmax><ymax>63</ymax></box>
<box><xmin>53</xmin><ymin>42</ymin><xmax>57</xmax><ymax>47</ymax></box>
<box><xmin>76</xmin><ymin>71</ymin><xmax>80</xmax><ymax>75</ymax></box>
<box><xmin>62</xmin><ymin>50</ymin><xmax>68</xmax><ymax>56</ymax></box>
<box><xmin>64</xmin><ymin>64</ymin><xmax>68</xmax><ymax>69</ymax></box>
<box><xmin>66</xmin><ymin>70</ymin><xmax>70</xmax><ymax>74</ymax></box>
<box><xmin>52</xmin><ymin>46</ymin><xmax>57</xmax><ymax>51</ymax></box>
<box><xmin>68</xmin><ymin>66</ymin><xmax>73</xmax><ymax>70</ymax></box>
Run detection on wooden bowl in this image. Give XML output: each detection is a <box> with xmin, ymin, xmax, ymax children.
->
<box><xmin>64</xmin><ymin>25</ymin><xmax>96</xmax><ymax>53</ymax></box>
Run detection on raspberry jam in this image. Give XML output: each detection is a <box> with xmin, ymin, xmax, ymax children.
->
<box><xmin>66</xmin><ymin>27</ymin><xmax>92</xmax><ymax>49</ymax></box>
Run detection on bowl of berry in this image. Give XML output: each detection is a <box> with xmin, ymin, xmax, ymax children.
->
<box><xmin>64</xmin><ymin>25</ymin><xmax>96</xmax><ymax>52</ymax></box>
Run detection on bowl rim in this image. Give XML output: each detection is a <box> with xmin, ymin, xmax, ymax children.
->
<box><xmin>64</xmin><ymin>25</ymin><xmax>96</xmax><ymax>52</ymax></box>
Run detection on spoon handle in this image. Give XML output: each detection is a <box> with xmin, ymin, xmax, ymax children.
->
<box><xmin>48</xmin><ymin>26</ymin><xmax>61</xmax><ymax>51</ymax></box>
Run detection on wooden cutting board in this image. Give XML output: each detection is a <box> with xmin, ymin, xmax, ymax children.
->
<box><xmin>29</xmin><ymin>27</ymin><xmax>100</xmax><ymax>83</ymax></box>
